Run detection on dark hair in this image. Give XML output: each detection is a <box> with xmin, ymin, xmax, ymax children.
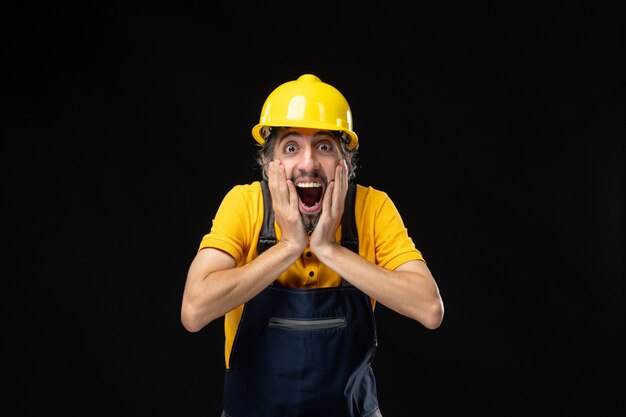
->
<box><xmin>255</xmin><ymin>128</ymin><xmax>359</xmax><ymax>181</ymax></box>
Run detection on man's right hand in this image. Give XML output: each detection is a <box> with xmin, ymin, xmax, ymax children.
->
<box><xmin>266</xmin><ymin>160</ymin><xmax>308</xmax><ymax>254</ymax></box>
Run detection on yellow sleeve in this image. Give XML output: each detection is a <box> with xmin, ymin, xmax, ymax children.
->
<box><xmin>198</xmin><ymin>182</ymin><xmax>262</xmax><ymax>265</ymax></box>
<box><xmin>371</xmin><ymin>189</ymin><xmax>424</xmax><ymax>270</ymax></box>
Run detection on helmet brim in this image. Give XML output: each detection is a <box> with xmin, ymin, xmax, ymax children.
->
<box><xmin>251</xmin><ymin>122</ymin><xmax>359</xmax><ymax>150</ymax></box>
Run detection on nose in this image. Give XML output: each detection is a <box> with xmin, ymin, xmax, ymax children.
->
<box><xmin>298</xmin><ymin>144</ymin><xmax>320</xmax><ymax>172</ymax></box>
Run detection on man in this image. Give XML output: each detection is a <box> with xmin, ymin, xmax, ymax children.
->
<box><xmin>181</xmin><ymin>74</ymin><xmax>444</xmax><ymax>417</ymax></box>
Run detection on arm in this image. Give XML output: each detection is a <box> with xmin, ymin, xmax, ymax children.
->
<box><xmin>181</xmin><ymin>160</ymin><xmax>308</xmax><ymax>332</ymax></box>
<box><xmin>180</xmin><ymin>241</ymin><xmax>302</xmax><ymax>333</ymax></box>
<box><xmin>313</xmin><ymin>246</ymin><xmax>444</xmax><ymax>329</ymax></box>
<box><xmin>310</xmin><ymin>161</ymin><xmax>444</xmax><ymax>329</ymax></box>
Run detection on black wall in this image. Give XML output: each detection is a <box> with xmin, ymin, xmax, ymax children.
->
<box><xmin>5</xmin><ymin>2</ymin><xmax>624</xmax><ymax>416</ymax></box>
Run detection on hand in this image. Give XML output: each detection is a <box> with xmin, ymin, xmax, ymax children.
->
<box><xmin>266</xmin><ymin>160</ymin><xmax>308</xmax><ymax>254</ymax></box>
<box><xmin>309</xmin><ymin>159</ymin><xmax>349</xmax><ymax>257</ymax></box>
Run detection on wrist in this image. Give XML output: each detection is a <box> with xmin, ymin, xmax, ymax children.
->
<box><xmin>277</xmin><ymin>237</ymin><xmax>307</xmax><ymax>257</ymax></box>
<box><xmin>310</xmin><ymin>241</ymin><xmax>339</xmax><ymax>263</ymax></box>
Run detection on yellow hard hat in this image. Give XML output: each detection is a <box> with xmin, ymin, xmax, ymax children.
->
<box><xmin>251</xmin><ymin>74</ymin><xmax>358</xmax><ymax>150</ymax></box>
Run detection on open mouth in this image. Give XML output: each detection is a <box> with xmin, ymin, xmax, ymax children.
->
<box><xmin>295</xmin><ymin>180</ymin><xmax>324</xmax><ymax>213</ymax></box>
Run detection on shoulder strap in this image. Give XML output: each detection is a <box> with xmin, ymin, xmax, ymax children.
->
<box><xmin>258</xmin><ymin>180</ymin><xmax>277</xmax><ymax>254</ymax></box>
<box><xmin>339</xmin><ymin>182</ymin><xmax>358</xmax><ymax>287</ymax></box>
<box><xmin>341</xmin><ymin>182</ymin><xmax>358</xmax><ymax>254</ymax></box>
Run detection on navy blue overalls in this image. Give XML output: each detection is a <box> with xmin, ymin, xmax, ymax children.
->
<box><xmin>222</xmin><ymin>180</ymin><xmax>381</xmax><ymax>417</ymax></box>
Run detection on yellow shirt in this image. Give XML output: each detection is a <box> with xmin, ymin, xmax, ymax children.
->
<box><xmin>199</xmin><ymin>181</ymin><xmax>425</xmax><ymax>368</ymax></box>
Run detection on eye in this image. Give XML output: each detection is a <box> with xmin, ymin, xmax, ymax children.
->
<box><xmin>317</xmin><ymin>142</ymin><xmax>333</xmax><ymax>152</ymax></box>
<box><xmin>282</xmin><ymin>143</ymin><xmax>298</xmax><ymax>153</ymax></box>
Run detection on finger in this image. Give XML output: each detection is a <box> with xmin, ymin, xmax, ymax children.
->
<box><xmin>267</xmin><ymin>160</ymin><xmax>280</xmax><ymax>189</ymax></box>
<box><xmin>342</xmin><ymin>159</ymin><xmax>349</xmax><ymax>186</ymax></box>
<box><xmin>268</xmin><ymin>160</ymin><xmax>289</xmax><ymax>212</ymax></box>
<box><xmin>331</xmin><ymin>162</ymin><xmax>346</xmax><ymax>216</ymax></box>
<box><xmin>323</xmin><ymin>180</ymin><xmax>335</xmax><ymax>214</ymax></box>
<box><xmin>267</xmin><ymin>160</ymin><xmax>284</xmax><ymax>191</ymax></box>
<box><xmin>286</xmin><ymin>179</ymin><xmax>299</xmax><ymax>210</ymax></box>
<box><xmin>276</xmin><ymin>160</ymin><xmax>289</xmax><ymax>194</ymax></box>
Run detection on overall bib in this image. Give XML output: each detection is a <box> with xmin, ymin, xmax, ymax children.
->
<box><xmin>222</xmin><ymin>181</ymin><xmax>381</xmax><ymax>417</ymax></box>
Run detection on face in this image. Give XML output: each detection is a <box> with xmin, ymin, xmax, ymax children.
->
<box><xmin>272</xmin><ymin>127</ymin><xmax>344</xmax><ymax>232</ymax></box>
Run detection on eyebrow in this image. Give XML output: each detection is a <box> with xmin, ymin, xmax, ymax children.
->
<box><xmin>278</xmin><ymin>130</ymin><xmax>337</xmax><ymax>142</ymax></box>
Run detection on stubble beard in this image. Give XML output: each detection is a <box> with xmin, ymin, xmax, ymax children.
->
<box><xmin>301</xmin><ymin>213</ymin><xmax>320</xmax><ymax>234</ymax></box>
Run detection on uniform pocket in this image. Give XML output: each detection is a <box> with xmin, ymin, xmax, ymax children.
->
<box><xmin>268</xmin><ymin>317</ymin><xmax>346</xmax><ymax>330</ymax></box>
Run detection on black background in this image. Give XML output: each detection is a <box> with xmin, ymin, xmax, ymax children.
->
<box><xmin>4</xmin><ymin>2</ymin><xmax>624</xmax><ymax>416</ymax></box>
